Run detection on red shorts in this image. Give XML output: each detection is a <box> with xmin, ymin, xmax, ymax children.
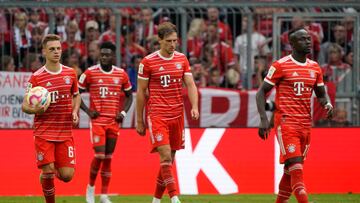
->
<box><xmin>34</xmin><ymin>137</ymin><xmax>76</xmax><ymax>169</ymax></box>
<box><xmin>147</xmin><ymin>115</ymin><xmax>185</xmax><ymax>153</ymax></box>
<box><xmin>275</xmin><ymin>124</ymin><xmax>311</xmax><ymax>164</ymax></box>
<box><xmin>90</xmin><ymin>122</ymin><xmax>120</xmax><ymax>147</ymax></box>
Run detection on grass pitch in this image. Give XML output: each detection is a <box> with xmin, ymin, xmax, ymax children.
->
<box><xmin>0</xmin><ymin>194</ymin><xmax>359</xmax><ymax>203</ymax></box>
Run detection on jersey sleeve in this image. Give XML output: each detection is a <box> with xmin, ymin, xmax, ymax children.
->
<box><xmin>183</xmin><ymin>56</ymin><xmax>192</xmax><ymax>76</ymax></box>
<box><xmin>26</xmin><ymin>74</ymin><xmax>37</xmax><ymax>93</ymax></box>
<box><xmin>315</xmin><ymin>63</ymin><xmax>324</xmax><ymax>87</ymax></box>
<box><xmin>122</xmin><ymin>71</ymin><xmax>132</xmax><ymax>91</ymax></box>
<box><xmin>71</xmin><ymin>69</ymin><xmax>79</xmax><ymax>95</ymax></box>
<box><xmin>264</xmin><ymin>62</ymin><xmax>283</xmax><ymax>86</ymax></box>
<box><xmin>78</xmin><ymin>69</ymin><xmax>90</xmax><ymax>90</ymax></box>
<box><xmin>137</xmin><ymin>58</ymin><xmax>150</xmax><ymax>80</ymax></box>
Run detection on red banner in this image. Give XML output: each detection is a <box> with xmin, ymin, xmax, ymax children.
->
<box><xmin>0</xmin><ymin>128</ymin><xmax>359</xmax><ymax>195</ymax></box>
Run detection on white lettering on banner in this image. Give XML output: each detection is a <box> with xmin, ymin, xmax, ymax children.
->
<box><xmin>176</xmin><ymin>128</ymin><xmax>238</xmax><ymax>194</ymax></box>
<box><xmin>199</xmin><ymin>88</ymin><xmax>240</xmax><ymax>127</ymax></box>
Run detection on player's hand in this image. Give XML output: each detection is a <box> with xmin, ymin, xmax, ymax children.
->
<box><xmin>72</xmin><ymin>112</ymin><xmax>79</xmax><ymax>127</ymax></box>
<box><xmin>324</xmin><ymin>102</ymin><xmax>334</xmax><ymax>120</ymax></box>
<box><xmin>87</xmin><ymin>110</ymin><xmax>100</xmax><ymax>119</ymax></box>
<box><xmin>191</xmin><ymin>108</ymin><xmax>199</xmax><ymax>120</ymax></box>
<box><xmin>258</xmin><ymin>118</ymin><xmax>271</xmax><ymax>140</ymax></box>
<box><xmin>136</xmin><ymin>121</ymin><xmax>146</xmax><ymax>136</ymax></box>
<box><xmin>115</xmin><ymin>112</ymin><xmax>125</xmax><ymax>123</ymax></box>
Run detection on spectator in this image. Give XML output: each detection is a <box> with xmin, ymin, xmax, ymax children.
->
<box><xmin>318</xmin><ymin>23</ymin><xmax>351</xmax><ymax>65</ymax></box>
<box><xmin>207</xmin><ymin>68</ymin><xmax>222</xmax><ymax>87</ymax></box>
<box><xmin>146</xmin><ymin>35</ymin><xmax>160</xmax><ymax>53</ymax></box>
<box><xmin>187</xmin><ymin>18</ymin><xmax>206</xmax><ymax>58</ymax></box>
<box><xmin>206</xmin><ymin>7</ymin><xmax>233</xmax><ymax>45</ymax></box>
<box><xmin>204</xmin><ymin>23</ymin><xmax>237</xmax><ymax>76</ymax></box>
<box><xmin>344</xmin><ymin>48</ymin><xmax>353</xmax><ymax>67</ymax></box>
<box><xmin>252</xmin><ymin>55</ymin><xmax>268</xmax><ymax>89</ymax></box>
<box><xmin>13</xmin><ymin>12</ymin><xmax>31</xmax><ymax>54</ymax></box>
<box><xmin>62</xmin><ymin>20</ymin><xmax>86</xmax><ymax>58</ymax></box>
<box><xmin>84</xmin><ymin>20</ymin><xmax>100</xmax><ymax>45</ymax></box>
<box><xmin>99</xmin><ymin>15</ymin><xmax>124</xmax><ymax>45</ymax></box>
<box><xmin>0</xmin><ymin>55</ymin><xmax>15</xmax><ymax>71</ymax></box>
<box><xmin>136</xmin><ymin>8</ymin><xmax>158</xmax><ymax>47</ymax></box>
<box><xmin>21</xmin><ymin>53</ymin><xmax>42</xmax><ymax>72</ymax></box>
<box><xmin>95</xmin><ymin>8</ymin><xmax>110</xmax><ymax>33</ymax></box>
<box><xmin>233</xmin><ymin>15</ymin><xmax>270</xmax><ymax>82</ymax></box>
<box><xmin>121</xmin><ymin>24</ymin><xmax>146</xmax><ymax>66</ymax></box>
<box><xmin>27</xmin><ymin>8</ymin><xmax>47</xmax><ymax>32</ymax></box>
<box><xmin>127</xmin><ymin>54</ymin><xmax>142</xmax><ymax>91</ymax></box>
<box><xmin>0</xmin><ymin>9</ymin><xmax>8</xmax><ymax>34</ymax></box>
<box><xmin>28</xmin><ymin>26</ymin><xmax>43</xmax><ymax>55</ymax></box>
<box><xmin>62</xmin><ymin>47</ymin><xmax>82</xmax><ymax>77</ymax></box>
<box><xmin>321</xmin><ymin>43</ymin><xmax>352</xmax><ymax>93</ymax></box>
<box><xmin>44</xmin><ymin>8</ymin><xmax>69</xmax><ymax>41</ymax></box>
<box><xmin>82</xmin><ymin>40</ymin><xmax>100</xmax><ymax>70</ymax></box>
<box><xmin>191</xmin><ymin>60</ymin><xmax>207</xmax><ymax>88</ymax></box>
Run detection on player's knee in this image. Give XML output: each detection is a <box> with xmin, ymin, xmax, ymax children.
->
<box><xmin>59</xmin><ymin>173</ymin><xmax>74</xmax><ymax>182</ymax></box>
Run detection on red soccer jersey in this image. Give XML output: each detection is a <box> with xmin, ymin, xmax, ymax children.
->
<box><xmin>26</xmin><ymin>65</ymin><xmax>79</xmax><ymax>141</ymax></box>
<box><xmin>138</xmin><ymin>51</ymin><xmax>192</xmax><ymax>119</ymax></box>
<box><xmin>78</xmin><ymin>65</ymin><xmax>132</xmax><ymax>125</ymax></box>
<box><xmin>264</xmin><ymin>55</ymin><xmax>324</xmax><ymax>128</ymax></box>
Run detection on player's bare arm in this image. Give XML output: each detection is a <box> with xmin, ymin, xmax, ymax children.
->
<box><xmin>116</xmin><ymin>89</ymin><xmax>133</xmax><ymax>123</ymax></box>
<box><xmin>79</xmin><ymin>88</ymin><xmax>100</xmax><ymax>119</ymax></box>
<box><xmin>314</xmin><ymin>85</ymin><xmax>334</xmax><ymax>119</ymax></box>
<box><xmin>21</xmin><ymin>94</ymin><xmax>46</xmax><ymax>115</ymax></box>
<box><xmin>136</xmin><ymin>78</ymin><xmax>149</xmax><ymax>136</ymax></box>
<box><xmin>256</xmin><ymin>82</ymin><xmax>274</xmax><ymax>140</ymax></box>
<box><xmin>72</xmin><ymin>93</ymin><xmax>81</xmax><ymax>127</ymax></box>
<box><xmin>184</xmin><ymin>74</ymin><xmax>199</xmax><ymax>120</ymax></box>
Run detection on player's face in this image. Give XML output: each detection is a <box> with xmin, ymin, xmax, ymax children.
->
<box><xmin>43</xmin><ymin>40</ymin><xmax>62</xmax><ymax>63</ymax></box>
<box><xmin>100</xmin><ymin>48</ymin><xmax>114</xmax><ymax>66</ymax></box>
<box><xmin>159</xmin><ymin>32</ymin><xmax>178</xmax><ymax>55</ymax></box>
<box><xmin>292</xmin><ymin>29</ymin><xmax>312</xmax><ymax>54</ymax></box>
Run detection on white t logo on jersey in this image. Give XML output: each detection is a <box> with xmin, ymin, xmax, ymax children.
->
<box><xmin>160</xmin><ymin>75</ymin><xmax>171</xmax><ymax>87</ymax></box>
<box><xmin>99</xmin><ymin>87</ymin><xmax>109</xmax><ymax>98</ymax></box>
<box><xmin>50</xmin><ymin>91</ymin><xmax>59</xmax><ymax>103</ymax></box>
<box><xmin>294</xmin><ymin>82</ymin><xmax>304</xmax><ymax>96</ymax></box>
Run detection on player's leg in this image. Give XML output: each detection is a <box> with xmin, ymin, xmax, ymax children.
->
<box><xmin>87</xmin><ymin>125</ymin><xmax>107</xmax><ymax>203</ymax></box>
<box><xmin>99</xmin><ymin>125</ymin><xmax>119</xmax><ymax>203</ymax></box>
<box><xmin>275</xmin><ymin>165</ymin><xmax>292</xmax><ymax>203</ymax></box>
<box><xmin>35</xmin><ymin>138</ymin><xmax>56</xmax><ymax>203</ymax></box>
<box><xmin>279</xmin><ymin>126</ymin><xmax>309</xmax><ymax>203</ymax></box>
<box><xmin>55</xmin><ymin>139</ymin><xmax>76</xmax><ymax>182</ymax></box>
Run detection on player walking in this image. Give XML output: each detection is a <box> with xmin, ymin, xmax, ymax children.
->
<box><xmin>136</xmin><ymin>22</ymin><xmax>199</xmax><ymax>203</ymax></box>
<box><xmin>256</xmin><ymin>28</ymin><xmax>333</xmax><ymax>203</ymax></box>
<box><xmin>22</xmin><ymin>34</ymin><xmax>81</xmax><ymax>203</ymax></box>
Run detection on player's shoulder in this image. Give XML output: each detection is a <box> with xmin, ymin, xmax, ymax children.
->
<box><xmin>33</xmin><ymin>66</ymin><xmax>46</xmax><ymax>76</ymax></box>
<box><xmin>307</xmin><ymin>58</ymin><xmax>321</xmax><ymax>69</ymax></box>
<box><xmin>275</xmin><ymin>55</ymin><xmax>292</xmax><ymax>65</ymax></box>
<box><xmin>88</xmin><ymin>64</ymin><xmax>101</xmax><ymax>71</ymax></box>
<box><xmin>112</xmin><ymin>65</ymin><xmax>125</xmax><ymax>73</ymax></box>
<box><xmin>144</xmin><ymin>51</ymin><xmax>159</xmax><ymax>60</ymax></box>
<box><xmin>61</xmin><ymin>64</ymin><xmax>77</xmax><ymax>76</ymax></box>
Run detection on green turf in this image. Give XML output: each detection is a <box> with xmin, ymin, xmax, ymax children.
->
<box><xmin>0</xmin><ymin>194</ymin><xmax>359</xmax><ymax>203</ymax></box>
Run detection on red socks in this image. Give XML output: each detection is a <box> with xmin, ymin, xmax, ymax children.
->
<box><xmin>41</xmin><ymin>172</ymin><xmax>55</xmax><ymax>203</ymax></box>
<box><xmin>89</xmin><ymin>156</ymin><xmax>103</xmax><ymax>186</ymax></box>
<box><xmin>289</xmin><ymin>163</ymin><xmax>308</xmax><ymax>203</ymax></box>
<box><xmin>160</xmin><ymin>161</ymin><xmax>178</xmax><ymax>198</ymax></box>
<box><xmin>154</xmin><ymin>169</ymin><xmax>166</xmax><ymax>199</ymax></box>
<box><xmin>276</xmin><ymin>167</ymin><xmax>292</xmax><ymax>203</ymax></box>
<box><xmin>101</xmin><ymin>155</ymin><xmax>112</xmax><ymax>194</ymax></box>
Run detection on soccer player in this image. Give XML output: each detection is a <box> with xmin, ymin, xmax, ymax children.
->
<box><xmin>256</xmin><ymin>28</ymin><xmax>334</xmax><ymax>203</ymax></box>
<box><xmin>79</xmin><ymin>41</ymin><xmax>133</xmax><ymax>203</ymax></box>
<box><xmin>22</xmin><ymin>34</ymin><xmax>81</xmax><ymax>203</ymax></box>
<box><xmin>136</xmin><ymin>22</ymin><xmax>199</xmax><ymax>203</ymax></box>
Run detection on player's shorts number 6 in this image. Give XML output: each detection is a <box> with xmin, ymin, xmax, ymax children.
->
<box><xmin>68</xmin><ymin>146</ymin><xmax>74</xmax><ymax>158</ymax></box>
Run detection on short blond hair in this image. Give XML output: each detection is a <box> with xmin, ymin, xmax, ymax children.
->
<box><xmin>42</xmin><ymin>34</ymin><xmax>61</xmax><ymax>48</ymax></box>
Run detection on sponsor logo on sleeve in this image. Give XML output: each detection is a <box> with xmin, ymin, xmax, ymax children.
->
<box><xmin>267</xmin><ymin>66</ymin><xmax>276</xmax><ymax>79</ymax></box>
<box><xmin>138</xmin><ymin>63</ymin><xmax>144</xmax><ymax>74</ymax></box>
